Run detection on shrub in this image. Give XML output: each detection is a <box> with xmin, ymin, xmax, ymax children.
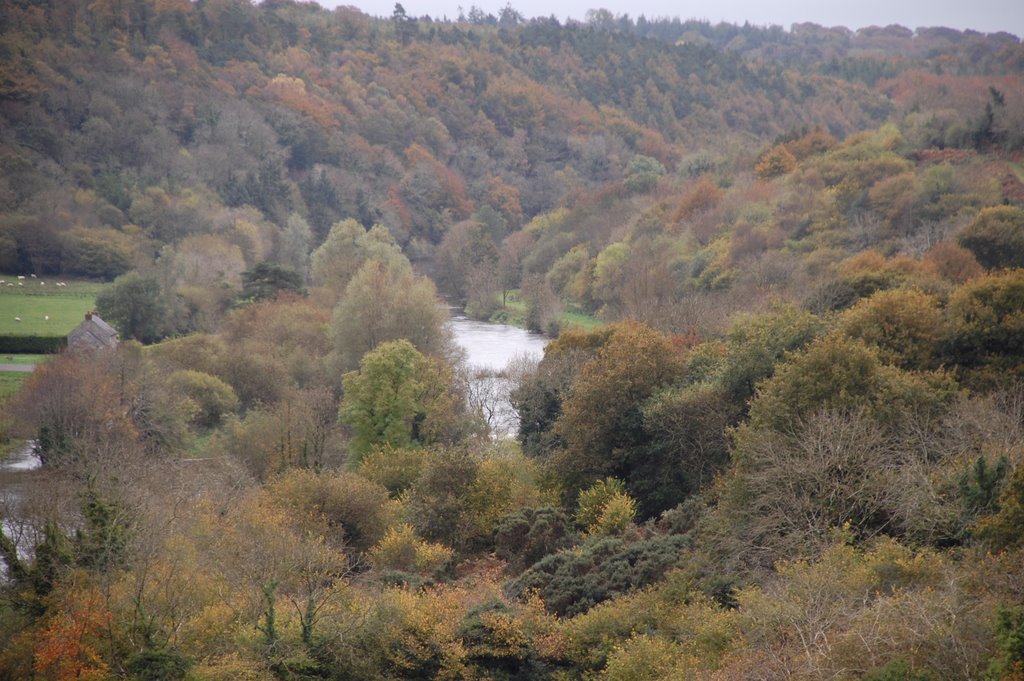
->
<box><xmin>599</xmin><ymin>635</ymin><xmax>692</xmax><ymax>681</ymax></box>
<box><xmin>404</xmin><ymin>447</ymin><xmax>481</xmax><ymax>550</ymax></box>
<box><xmin>575</xmin><ymin>478</ymin><xmax>638</xmax><ymax>536</ymax></box>
<box><xmin>60</xmin><ymin>228</ymin><xmax>133</xmax><ymax>279</ymax></box>
<box><xmin>575</xmin><ymin>478</ymin><xmax>629</xmax><ymax>530</ymax></box>
<box><xmin>838</xmin><ymin>289</ymin><xmax>944</xmax><ymax>369</ymax></box>
<box><xmin>943</xmin><ymin>269</ymin><xmax>1024</xmax><ymax>382</ymax></box>
<box><xmin>167</xmin><ymin>370</ymin><xmax>239</xmax><ymax>428</ymax></box>
<box><xmin>921</xmin><ymin>241</ymin><xmax>982</xmax><ymax>284</ymax></box>
<box><xmin>975</xmin><ymin>464</ymin><xmax>1024</xmax><ymax>551</ymax></box>
<box><xmin>987</xmin><ymin>605</ymin><xmax>1024</xmax><ymax>681</ymax></box>
<box><xmin>358</xmin><ymin>446</ymin><xmax>427</xmax><ymax>496</ymax></box>
<box><xmin>494</xmin><ymin>506</ymin><xmax>574</xmax><ymax>573</ymax></box>
<box><xmin>748</xmin><ymin>334</ymin><xmax>958</xmax><ymax>434</ymax></box>
<box><xmin>458</xmin><ymin>599</ymin><xmax>535</xmax><ymax>676</ymax></box>
<box><xmin>624</xmin><ymin>154</ymin><xmax>665</xmax><ymax>194</ymax></box>
<box><xmin>267</xmin><ymin>468</ymin><xmax>392</xmax><ymax>551</ymax></box>
<box><xmin>464</xmin><ymin>453</ymin><xmax>555</xmax><ymax>546</ymax></box>
<box><xmin>674</xmin><ymin>177</ymin><xmax>722</xmax><ymax>222</ymax></box>
<box><xmin>718</xmin><ymin>304</ymin><xmax>824</xmax><ymax>406</ymax></box>
<box><xmin>754</xmin><ymin>145</ymin><xmax>797</xmax><ymax>179</ymax></box>
<box><xmin>240</xmin><ymin>262</ymin><xmax>305</xmax><ymax>301</ymax></box>
<box><xmin>0</xmin><ymin>335</ymin><xmax>66</xmax><ymax>354</ymax></box>
<box><xmin>957</xmin><ymin>206</ymin><xmax>1024</xmax><ymax>269</ymax></box>
<box><xmin>506</xmin><ymin>534</ymin><xmax>690</xmax><ymax>617</ymax></box>
<box><xmin>640</xmin><ymin>383</ymin><xmax>736</xmax><ymax>509</ymax></box>
<box><xmin>591</xmin><ymin>492</ymin><xmax>637</xmax><ymax>537</ymax></box>
<box><xmin>367</xmin><ymin>524</ymin><xmax>453</xmax><ymax>576</ymax></box>
<box><xmin>124</xmin><ymin>649</ymin><xmax>192</xmax><ymax>681</ymax></box>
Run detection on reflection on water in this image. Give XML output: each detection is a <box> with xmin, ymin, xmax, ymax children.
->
<box><xmin>447</xmin><ymin>312</ymin><xmax>548</xmax><ymax>437</ymax></box>
<box><xmin>1</xmin><ymin>441</ymin><xmax>41</xmax><ymax>574</ymax></box>
<box><xmin>0</xmin><ymin>442</ymin><xmax>40</xmax><ymax>472</ymax></box>
<box><xmin>447</xmin><ymin>312</ymin><xmax>548</xmax><ymax>371</ymax></box>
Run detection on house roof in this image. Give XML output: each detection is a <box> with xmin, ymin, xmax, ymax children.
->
<box><xmin>67</xmin><ymin>313</ymin><xmax>119</xmax><ymax>350</ymax></box>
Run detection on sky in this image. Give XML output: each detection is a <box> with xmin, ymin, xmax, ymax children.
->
<box><xmin>318</xmin><ymin>0</ymin><xmax>1024</xmax><ymax>38</ymax></box>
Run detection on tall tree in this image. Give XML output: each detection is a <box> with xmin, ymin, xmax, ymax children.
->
<box><xmin>95</xmin><ymin>272</ymin><xmax>170</xmax><ymax>344</ymax></box>
<box><xmin>551</xmin><ymin>321</ymin><xmax>685</xmax><ymax>512</ymax></box>
<box><xmin>310</xmin><ymin>220</ymin><xmax>405</xmax><ymax>300</ymax></box>
<box><xmin>340</xmin><ymin>339</ymin><xmax>462</xmax><ymax>460</ymax></box>
<box><xmin>331</xmin><ymin>258</ymin><xmax>451</xmax><ymax>372</ymax></box>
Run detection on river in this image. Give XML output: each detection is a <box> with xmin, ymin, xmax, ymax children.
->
<box><xmin>447</xmin><ymin>311</ymin><xmax>548</xmax><ymax>370</ymax></box>
<box><xmin>447</xmin><ymin>311</ymin><xmax>549</xmax><ymax>437</ymax></box>
<box><xmin>0</xmin><ymin>442</ymin><xmax>40</xmax><ymax>473</ymax></box>
<box><xmin>1</xmin><ymin>442</ymin><xmax>41</xmax><ymax>573</ymax></box>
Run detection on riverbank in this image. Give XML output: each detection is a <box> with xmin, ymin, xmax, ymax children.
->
<box><xmin>0</xmin><ymin>441</ymin><xmax>39</xmax><ymax>472</ymax></box>
<box><xmin>478</xmin><ymin>291</ymin><xmax>603</xmax><ymax>334</ymax></box>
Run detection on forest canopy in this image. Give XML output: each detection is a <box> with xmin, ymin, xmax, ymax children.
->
<box><xmin>1</xmin><ymin>2</ymin><xmax>1023</xmax><ymax>680</ymax></box>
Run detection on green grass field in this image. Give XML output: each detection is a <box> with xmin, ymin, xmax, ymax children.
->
<box><xmin>560</xmin><ymin>310</ymin><xmax>603</xmax><ymax>332</ymax></box>
<box><xmin>0</xmin><ymin>277</ymin><xmax>102</xmax><ymax>337</ymax></box>
<box><xmin>0</xmin><ymin>371</ymin><xmax>28</xmax><ymax>401</ymax></box>
<box><xmin>1</xmin><ymin>354</ymin><xmax>45</xmax><ymax>365</ymax></box>
<box><xmin>486</xmin><ymin>291</ymin><xmax>602</xmax><ymax>333</ymax></box>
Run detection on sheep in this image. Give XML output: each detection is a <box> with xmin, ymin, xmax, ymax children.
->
<box><xmin>14</xmin><ymin>317</ymin><xmax>21</xmax><ymax>322</ymax></box>
<box><xmin>44</xmin><ymin>315</ymin><xmax>49</xmax><ymax>321</ymax></box>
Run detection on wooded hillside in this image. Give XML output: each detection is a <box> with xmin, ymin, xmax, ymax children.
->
<box><xmin>1</xmin><ymin>2</ymin><xmax>1023</xmax><ymax>679</ymax></box>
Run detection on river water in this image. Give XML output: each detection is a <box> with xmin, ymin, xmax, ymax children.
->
<box><xmin>0</xmin><ymin>442</ymin><xmax>40</xmax><ymax>472</ymax></box>
<box><xmin>447</xmin><ymin>312</ymin><xmax>549</xmax><ymax>437</ymax></box>
<box><xmin>1</xmin><ymin>442</ymin><xmax>40</xmax><ymax>572</ymax></box>
<box><xmin>448</xmin><ymin>312</ymin><xmax>548</xmax><ymax>370</ymax></box>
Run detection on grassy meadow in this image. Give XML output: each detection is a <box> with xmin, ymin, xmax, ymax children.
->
<box><xmin>488</xmin><ymin>290</ymin><xmax>602</xmax><ymax>333</ymax></box>
<box><xmin>0</xmin><ymin>277</ymin><xmax>102</xmax><ymax>337</ymax></box>
<box><xmin>0</xmin><ymin>371</ymin><xmax>28</xmax><ymax>402</ymax></box>
<box><xmin>0</xmin><ymin>354</ymin><xmax>44</xmax><ymax>365</ymax></box>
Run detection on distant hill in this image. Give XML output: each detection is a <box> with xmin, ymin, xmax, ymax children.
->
<box><xmin>0</xmin><ymin>0</ymin><xmax>1020</xmax><ymax>332</ymax></box>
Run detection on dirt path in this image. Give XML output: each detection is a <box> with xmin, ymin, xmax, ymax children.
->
<box><xmin>0</xmin><ymin>364</ymin><xmax>34</xmax><ymax>372</ymax></box>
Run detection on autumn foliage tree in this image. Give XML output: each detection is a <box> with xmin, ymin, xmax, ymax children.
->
<box><xmin>957</xmin><ymin>206</ymin><xmax>1024</xmax><ymax>270</ymax></box>
<box><xmin>748</xmin><ymin>334</ymin><xmax>958</xmax><ymax>434</ymax></box>
<box><xmin>12</xmin><ymin>353</ymin><xmax>139</xmax><ymax>466</ymax></box>
<box><xmin>551</xmin><ymin>321</ymin><xmax>686</xmax><ymax>513</ymax></box>
<box><xmin>33</xmin><ymin>579</ymin><xmax>112</xmax><ymax>681</ymax></box>
<box><xmin>4</xmin><ymin>4</ymin><xmax>1024</xmax><ymax>679</ymax></box>
<box><xmin>331</xmin><ymin>258</ymin><xmax>451</xmax><ymax>373</ymax></box>
<box><xmin>838</xmin><ymin>288</ymin><xmax>944</xmax><ymax>370</ymax></box>
<box><xmin>755</xmin><ymin>144</ymin><xmax>797</xmax><ymax>179</ymax></box>
<box><xmin>340</xmin><ymin>340</ymin><xmax>465</xmax><ymax>461</ymax></box>
<box><xmin>944</xmin><ymin>268</ymin><xmax>1024</xmax><ymax>384</ymax></box>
